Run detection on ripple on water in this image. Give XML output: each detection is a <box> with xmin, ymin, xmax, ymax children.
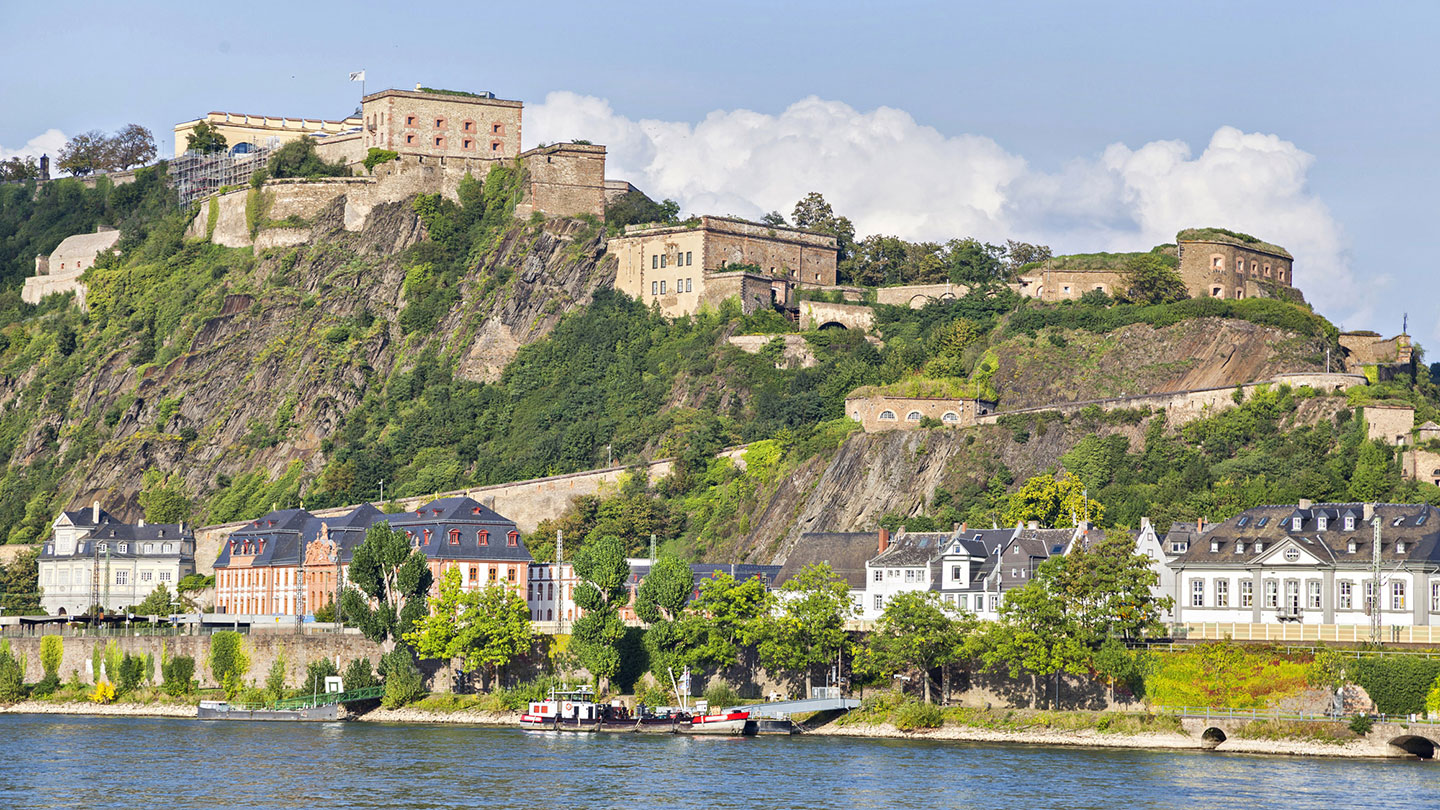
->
<box><xmin>3</xmin><ymin>714</ymin><xmax>1439</xmax><ymax>810</ymax></box>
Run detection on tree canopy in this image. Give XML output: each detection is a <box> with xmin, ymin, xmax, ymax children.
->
<box><xmin>185</xmin><ymin>122</ymin><xmax>228</xmax><ymax>155</ymax></box>
<box><xmin>569</xmin><ymin>534</ymin><xmax>630</xmax><ymax>689</ymax></box>
<box><xmin>1117</xmin><ymin>253</ymin><xmax>1189</xmax><ymax>305</ymax></box>
<box><xmin>750</xmin><ymin>562</ymin><xmax>854</xmax><ymax>693</ymax></box>
<box><xmin>339</xmin><ymin>521</ymin><xmax>434</xmax><ymax>644</ymax></box>
<box><xmin>404</xmin><ymin>566</ymin><xmax>532</xmax><ymax>686</ymax></box>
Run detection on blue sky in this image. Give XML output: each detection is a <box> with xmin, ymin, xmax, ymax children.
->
<box><xmin>3</xmin><ymin>0</ymin><xmax>1435</xmax><ymax>340</ymax></box>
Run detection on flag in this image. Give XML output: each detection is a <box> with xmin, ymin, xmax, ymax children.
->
<box><xmin>349</xmin><ymin>70</ymin><xmax>365</xmax><ymax>82</ymax></box>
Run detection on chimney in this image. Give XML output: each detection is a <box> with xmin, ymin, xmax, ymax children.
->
<box><xmin>1141</xmin><ymin>517</ymin><xmax>1152</xmax><ymax>530</ymax></box>
<box><xmin>92</xmin><ymin>501</ymin><xmax>100</xmax><ymax>523</ymax></box>
<box><xmin>1028</xmin><ymin>520</ymin><xmax>1039</xmax><ymax>530</ymax></box>
<box><xmin>1197</xmin><ymin>516</ymin><xmax>1204</xmax><ymax>532</ymax></box>
<box><xmin>960</xmin><ymin>522</ymin><xmax>967</xmax><ymax>533</ymax></box>
<box><xmin>1363</xmin><ymin>503</ymin><xmax>1375</xmax><ymax>522</ymax></box>
<box><xmin>138</xmin><ymin>518</ymin><xmax>145</xmax><ymax>528</ymax></box>
<box><xmin>1298</xmin><ymin>498</ymin><xmax>1313</xmax><ymax>510</ymax></box>
<box><xmin>878</xmin><ymin>528</ymin><xmax>890</xmax><ymax>555</ymax></box>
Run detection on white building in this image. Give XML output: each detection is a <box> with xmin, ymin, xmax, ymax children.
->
<box><xmin>1166</xmin><ymin>501</ymin><xmax>1440</xmax><ymax>627</ymax></box>
<box><xmin>38</xmin><ymin>503</ymin><xmax>196</xmax><ymax>616</ymax></box>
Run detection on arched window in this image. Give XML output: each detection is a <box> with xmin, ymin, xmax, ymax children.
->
<box><xmin>478</xmin><ymin>530</ymin><xmax>489</xmax><ymax>546</ymax></box>
<box><xmin>942</xmin><ymin>412</ymin><xmax>960</xmax><ymax>423</ymax></box>
<box><xmin>1250</xmin><ymin>261</ymin><xmax>1258</xmax><ymax>275</ymax></box>
<box><xmin>448</xmin><ymin>529</ymin><xmax>461</xmax><ymax>545</ymax></box>
<box><xmin>906</xmin><ymin>411</ymin><xmax>922</xmax><ymax>422</ymax></box>
<box><xmin>1264</xmin><ymin>264</ymin><xmax>1271</xmax><ymax>277</ymax></box>
<box><xmin>547</xmin><ymin>609</ymin><xmax>553</xmax><ymax>621</ymax></box>
<box><xmin>507</xmin><ymin>531</ymin><xmax>519</xmax><ymax>547</ymax></box>
<box><xmin>879</xmin><ymin>410</ymin><xmax>897</xmax><ymax>421</ymax></box>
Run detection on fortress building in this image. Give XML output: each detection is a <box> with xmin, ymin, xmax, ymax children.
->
<box><xmin>609</xmin><ymin>216</ymin><xmax>838</xmax><ymax>317</ymax></box>
<box><xmin>23</xmin><ymin>226</ymin><xmax>120</xmax><ymax>309</ymax></box>
<box><xmin>1014</xmin><ymin>228</ymin><xmax>1299</xmax><ymax>303</ymax></box>
<box><xmin>172</xmin><ymin>111</ymin><xmax>362</xmax><ymax>157</ymax></box>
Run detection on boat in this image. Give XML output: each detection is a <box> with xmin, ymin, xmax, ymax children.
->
<box><xmin>681</xmin><ymin>708</ymin><xmax>752</xmax><ymax>735</ymax></box>
<box><xmin>520</xmin><ymin>686</ymin><xmax>602</xmax><ymax>732</ymax></box>
<box><xmin>197</xmin><ymin>700</ymin><xmax>338</xmax><ymax>721</ymax></box>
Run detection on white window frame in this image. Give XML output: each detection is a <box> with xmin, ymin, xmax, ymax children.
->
<box><xmin>1215</xmin><ymin>579</ymin><xmax>1229</xmax><ymax>608</ymax></box>
<box><xmin>873</xmin><ymin>595</ymin><xmax>883</xmax><ymax>610</ymax></box>
<box><xmin>1393</xmin><ymin>581</ymin><xmax>1406</xmax><ymax>611</ymax></box>
<box><xmin>1345</xmin><ymin>516</ymin><xmax>1355</xmax><ymax>531</ymax></box>
<box><xmin>1240</xmin><ymin>580</ymin><xmax>1253</xmax><ymax>607</ymax></box>
<box><xmin>1339</xmin><ymin>581</ymin><xmax>1353</xmax><ymax>610</ymax></box>
<box><xmin>872</xmin><ymin>569</ymin><xmax>882</xmax><ymax>583</ymax></box>
<box><xmin>1264</xmin><ymin>580</ymin><xmax>1278</xmax><ymax>608</ymax></box>
<box><xmin>1191</xmin><ymin>579</ymin><xmax>1204</xmax><ymax>607</ymax></box>
<box><xmin>1307</xmin><ymin>580</ymin><xmax>1322</xmax><ymax>610</ymax></box>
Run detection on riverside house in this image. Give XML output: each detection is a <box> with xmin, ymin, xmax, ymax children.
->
<box><xmin>38</xmin><ymin>503</ymin><xmax>196</xmax><ymax>616</ymax></box>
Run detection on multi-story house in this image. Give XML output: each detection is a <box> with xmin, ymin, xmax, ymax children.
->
<box><xmin>214</xmin><ymin>497</ymin><xmax>532</xmax><ymax>617</ymax></box>
<box><xmin>1166</xmin><ymin>501</ymin><xmax>1440</xmax><ymax>628</ymax></box>
<box><xmin>38</xmin><ymin>503</ymin><xmax>196</xmax><ymax>616</ymax></box>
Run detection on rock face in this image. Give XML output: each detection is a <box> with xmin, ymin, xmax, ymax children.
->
<box><xmin>12</xmin><ymin>200</ymin><xmax>611</xmax><ymax>523</ymax></box>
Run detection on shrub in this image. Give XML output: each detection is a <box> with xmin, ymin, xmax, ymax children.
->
<box><xmin>380</xmin><ymin>649</ymin><xmax>424</xmax><ymax>709</ymax></box>
<box><xmin>1349</xmin><ymin>714</ymin><xmax>1374</xmax><ymax>736</ymax></box>
<box><xmin>363</xmin><ymin>148</ymin><xmax>399</xmax><ymax>173</ymax></box>
<box><xmin>341</xmin><ymin>658</ymin><xmax>379</xmax><ymax>709</ymax></box>
<box><xmin>0</xmin><ymin>643</ymin><xmax>24</xmax><ymax>703</ymax></box>
<box><xmin>209</xmin><ymin>631</ymin><xmax>250</xmax><ymax>698</ymax></box>
<box><xmin>162</xmin><ymin>655</ymin><xmax>196</xmax><ymax>696</ymax></box>
<box><xmin>31</xmin><ymin>674</ymin><xmax>59</xmax><ymax>698</ymax></box>
<box><xmin>266</xmin><ymin>652</ymin><xmax>288</xmax><ymax>701</ymax></box>
<box><xmin>40</xmin><ymin>635</ymin><xmax>62</xmax><ymax>680</ymax></box>
<box><xmin>299</xmin><ymin>658</ymin><xmax>338</xmax><ymax>697</ymax></box>
<box><xmin>895</xmin><ymin>700</ymin><xmax>944</xmax><ymax>731</ymax></box>
<box><xmin>702</xmin><ymin>681</ymin><xmax>740</xmax><ymax>710</ymax></box>
<box><xmin>117</xmin><ymin>653</ymin><xmax>144</xmax><ymax>695</ymax></box>
<box><xmin>1351</xmin><ymin>656</ymin><xmax>1440</xmax><ymax>715</ymax></box>
<box><xmin>90</xmin><ymin>680</ymin><xmax>116</xmax><ymax>704</ymax></box>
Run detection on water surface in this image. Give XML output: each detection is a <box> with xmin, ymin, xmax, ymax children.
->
<box><xmin>3</xmin><ymin>714</ymin><xmax>1436</xmax><ymax>809</ymax></box>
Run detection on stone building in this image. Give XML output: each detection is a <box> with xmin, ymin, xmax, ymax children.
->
<box><xmin>1166</xmin><ymin>501</ymin><xmax>1440</xmax><ymax>627</ymax></box>
<box><xmin>1364</xmin><ymin>404</ymin><xmax>1416</xmax><ymax>446</ymax></box>
<box><xmin>1175</xmin><ymin>228</ymin><xmax>1295</xmax><ymax>301</ymax></box>
<box><xmin>173</xmin><ymin>111</ymin><xmax>362</xmax><ymax>157</ymax></box>
<box><xmin>513</xmin><ymin>142</ymin><xmax>607</xmax><ymax>222</ymax></box>
<box><xmin>214</xmin><ymin>497</ymin><xmax>531</xmax><ymax>617</ymax></box>
<box><xmin>844</xmin><ymin>392</ymin><xmax>996</xmax><ymax>432</ymax></box>
<box><xmin>609</xmin><ymin>216</ymin><xmax>838</xmax><ymax>317</ymax></box>
<box><xmin>38</xmin><ymin>503</ymin><xmax>196</xmax><ymax>616</ymax></box>
<box><xmin>357</xmin><ymin>87</ymin><xmax>522</xmax><ymax>162</ymax></box>
<box><xmin>23</xmin><ymin>226</ymin><xmax>121</xmax><ymax>308</ymax></box>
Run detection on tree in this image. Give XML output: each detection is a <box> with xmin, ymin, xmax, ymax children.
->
<box><xmin>944</xmin><ymin>238</ymin><xmax>1006</xmax><ymax>286</ymax></box>
<box><xmin>980</xmin><ymin>582</ymin><xmax>1088</xmax><ymax>706</ymax></box>
<box><xmin>139</xmin><ymin>469</ymin><xmax>191</xmax><ymax>524</ymax></box>
<box><xmin>57</xmin><ymin>130</ymin><xmax>110</xmax><ymax>176</ymax></box>
<box><xmin>186</xmin><ymin>122</ymin><xmax>228</xmax><ymax>155</ymax></box>
<box><xmin>0</xmin><ymin>156</ymin><xmax>40</xmax><ymax>183</ymax></box>
<box><xmin>341</xmin><ymin>658</ymin><xmax>379</xmax><ymax>708</ymax></box>
<box><xmin>677</xmin><ymin>571</ymin><xmax>769</xmax><ymax>670</ymax></box>
<box><xmin>1116</xmin><ymin>254</ymin><xmax>1189</xmax><ymax>305</ymax></box>
<box><xmin>570</xmin><ymin>534</ymin><xmax>630</xmax><ymax>691</ymax></box>
<box><xmin>1046</xmin><ymin>530</ymin><xmax>1172</xmax><ymax>642</ymax></box>
<box><xmin>108</xmin><ymin>124</ymin><xmax>156</xmax><ymax>170</ymax></box>
<box><xmin>133</xmin><ymin>584</ymin><xmax>178</xmax><ymax>615</ymax></box>
<box><xmin>40</xmin><ymin>635</ymin><xmax>62</xmax><ymax>681</ymax></box>
<box><xmin>1003</xmin><ymin>239</ymin><xmax>1052</xmax><ymax>275</ymax></box>
<box><xmin>162</xmin><ymin>654</ymin><xmax>196</xmax><ymax>696</ymax></box>
<box><xmin>750</xmin><ymin>562</ymin><xmax>854</xmax><ymax>695</ymax></box>
<box><xmin>267</xmin><ymin>137</ymin><xmax>352</xmax><ymax>179</ymax></box>
<box><xmin>634</xmin><ymin>557</ymin><xmax>692</xmax><ymax>623</ymax></box>
<box><xmin>1349</xmin><ymin>439</ymin><xmax>1393</xmax><ymax>502</ymax></box>
<box><xmin>339</xmin><ymin>521</ymin><xmax>433</xmax><ymax>644</ymax></box>
<box><xmin>0</xmin><ymin>550</ymin><xmax>41</xmax><ymax>615</ymax></box>
<box><xmin>855</xmin><ymin>591</ymin><xmax>972</xmax><ymax>702</ymax></box>
<box><xmin>208</xmin><ymin>631</ymin><xmax>249</xmax><ymax>698</ymax></box>
<box><xmin>266</xmin><ymin>651</ymin><xmax>289</xmax><ymax>701</ymax></box>
<box><xmin>604</xmin><ymin>191</ymin><xmax>680</xmax><ymax>230</ymax></box>
<box><xmin>791</xmin><ymin>191</ymin><xmax>857</xmax><ymax>264</ymax></box>
<box><xmin>1002</xmin><ymin>472</ymin><xmax>1105</xmax><ymax>528</ymax></box>
<box><xmin>404</xmin><ymin>567</ymin><xmax>533</xmax><ymax>688</ymax></box>
<box><xmin>0</xmin><ymin>641</ymin><xmax>24</xmax><ymax>703</ymax></box>
<box><xmin>760</xmin><ymin>211</ymin><xmax>788</xmax><ymax>226</ymax></box>
<box><xmin>380</xmin><ymin>648</ymin><xmax>424</xmax><ymax>708</ymax></box>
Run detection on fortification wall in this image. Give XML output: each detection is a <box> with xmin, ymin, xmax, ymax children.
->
<box><xmin>875</xmin><ymin>282</ymin><xmax>968</xmax><ymax>308</ymax></box>
<box><xmin>515</xmin><ymin>144</ymin><xmax>606</xmax><ymax>221</ymax></box>
<box><xmin>799</xmin><ymin>300</ymin><xmax>874</xmax><ymax>331</ymax></box>
<box><xmin>1364</xmin><ymin>404</ymin><xmax>1415</xmax><ymax>445</ymax></box>
<box><xmin>313</xmin><ymin>132</ymin><xmax>367</xmax><ymax>167</ymax></box>
<box><xmin>726</xmin><ymin>335</ymin><xmax>818</xmax><ymax>368</ymax></box>
<box><xmin>977</xmin><ymin>372</ymin><xmax>1368</xmax><ymax>427</ymax></box>
<box><xmin>845</xmin><ymin>395</ymin><xmax>993</xmax><ymax>431</ymax></box>
<box><xmin>701</xmin><ymin>272</ymin><xmax>777</xmax><ymax>315</ymax></box>
<box><xmin>21</xmin><ymin>274</ymin><xmax>85</xmax><ymax>308</ymax></box>
<box><xmin>1178</xmin><ymin>240</ymin><xmax>1294</xmax><ymax>300</ymax></box>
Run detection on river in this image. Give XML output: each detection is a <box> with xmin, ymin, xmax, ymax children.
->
<box><xmin>3</xmin><ymin>714</ymin><xmax>1437</xmax><ymax>809</ymax></box>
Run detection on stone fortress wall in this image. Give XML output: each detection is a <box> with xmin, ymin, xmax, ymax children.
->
<box><xmin>1176</xmin><ymin>235</ymin><xmax>1294</xmax><ymax>301</ymax></box>
<box><xmin>22</xmin><ymin>227</ymin><xmax>122</xmax><ymax>308</ymax></box>
<box><xmin>844</xmin><ymin>394</ymin><xmax>996</xmax><ymax>431</ymax></box>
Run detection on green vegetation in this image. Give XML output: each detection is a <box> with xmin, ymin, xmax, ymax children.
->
<box><xmin>1351</xmin><ymin>655</ymin><xmax>1440</xmax><ymax>715</ymax></box>
<box><xmin>404</xmin><ymin>567</ymin><xmax>533</xmax><ymax>687</ymax></box>
<box><xmin>362</xmin><ymin>148</ymin><xmax>399</xmax><ymax>173</ymax></box>
<box><xmin>185</xmin><ymin>122</ymin><xmax>228</xmax><ymax>155</ymax></box>
<box><xmin>1177</xmin><ymin>227</ymin><xmax>1291</xmax><ymax>258</ymax></box>
<box><xmin>266</xmin><ymin>137</ymin><xmax>352</xmax><ymax>179</ymax></box>
<box><xmin>208</xmin><ymin>631</ymin><xmax>249</xmax><ymax>699</ymax></box>
<box><xmin>1145</xmin><ymin>643</ymin><xmax>1311</xmax><ymax>709</ymax></box>
<box><xmin>604</xmin><ymin>190</ymin><xmax>679</xmax><ymax>233</ymax></box>
<box><xmin>339</xmin><ymin>522</ymin><xmax>434</xmax><ymax>645</ymax></box>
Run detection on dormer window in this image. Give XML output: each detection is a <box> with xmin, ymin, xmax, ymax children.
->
<box><xmin>1236</xmin><ymin>541</ymin><xmax>1246</xmax><ymax>554</ymax></box>
<box><xmin>1398</xmin><ymin>541</ymin><xmax>1407</xmax><ymax>554</ymax></box>
<box><xmin>118</xmin><ymin>543</ymin><xmax>128</xmax><ymax>554</ymax></box>
<box><xmin>1210</xmin><ymin>540</ymin><xmax>1219</xmax><ymax>552</ymax></box>
<box><xmin>1345</xmin><ymin>516</ymin><xmax>1355</xmax><ymax>531</ymax></box>
<box><xmin>98</xmin><ymin>543</ymin><xmax>107</xmax><ymax>553</ymax></box>
<box><xmin>1256</xmin><ymin>542</ymin><xmax>1265</xmax><ymax>554</ymax></box>
<box><xmin>472</xmin><ymin>507</ymin><xmax>481</xmax><ymax>515</ymax></box>
<box><xmin>1292</xmin><ymin>517</ymin><xmax>1303</xmax><ymax>531</ymax></box>
<box><xmin>1348</xmin><ymin>540</ymin><xmax>1356</xmax><ymax>553</ymax></box>
<box><xmin>508</xmin><ymin>531</ymin><xmax>519</xmax><ymax>547</ymax></box>
<box><xmin>423</xmin><ymin>529</ymin><xmax>433</xmax><ymax>544</ymax></box>
<box><xmin>1317</xmin><ymin>516</ymin><xmax>1328</xmax><ymax>531</ymax></box>
<box><xmin>479</xmin><ymin>530</ymin><xmax>489</xmax><ymax>546</ymax></box>
<box><xmin>449</xmin><ymin>529</ymin><xmax>461</xmax><ymax>545</ymax></box>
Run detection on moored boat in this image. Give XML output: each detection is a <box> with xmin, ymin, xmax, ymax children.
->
<box><xmin>681</xmin><ymin>709</ymin><xmax>752</xmax><ymax>735</ymax></box>
<box><xmin>520</xmin><ymin>686</ymin><xmax>601</xmax><ymax>732</ymax></box>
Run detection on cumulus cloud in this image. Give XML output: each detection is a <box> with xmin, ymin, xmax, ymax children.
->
<box><xmin>527</xmin><ymin>92</ymin><xmax>1365</xmax><ymax>323</ymax></box>
<box><xmin>0</xmin><ymin>128</ymin><xmax>67</xmax><ymax>163</ymax></box>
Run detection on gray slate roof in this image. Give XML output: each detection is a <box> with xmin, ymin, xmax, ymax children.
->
<box><xmin>778</xmin><ymin>531</ymin><xmax>881</xmax><ymax>589</ymax></box>
<box><xmin>1166</xmin><ymin>503</ymin><xmax>1440</xmax><ymax>568</ymax></box>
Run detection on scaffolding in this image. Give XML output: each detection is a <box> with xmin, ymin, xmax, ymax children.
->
<box><xmin>171</xmin><ymin>148</ymin><xmax>272</xmax><ymax>209</ymax></box>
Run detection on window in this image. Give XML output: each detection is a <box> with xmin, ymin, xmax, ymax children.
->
<box><xmin>661</xmin><ymin>254</ymin><xmax>667</xmax><ymax>268</ymax></box>
<box><xmin>1241</xmin><ymin>580</ymin><xmax>1253</xmax><ymax>607</ymax></box>
<box><xmin>942</xmin><ymin>412</ymin><xmax>960</xmax><ymax>423</ymax></box>
<box><xmin>975</xmin><ymin>595</ymin><xmax>984</xmax><ymax>611</ymax></box>
<box><xmin>119</xmin><ymin>543</ymin><xmax>128</xmax><ymax>554</ymax></box>
<box><xmin>508</xmin><ymin>531</ymin><xmax>519</xmax><ymax>547</ymax></box>
<box><xmin>1317</xmin><ymin>516</ymin><xmax>1327</xmax><ymax>531</ymax></box>
<box><xmin>1308</xmin><ymin>581</ymin><xmax>1322</xmax><ymax>610</ymax></box>
<box><xmin>1191</xmin><ymin>579</ymin><xmax>1204</xmax><ymax>607</ymax></box>
<box><xmin>878</xmin><ymin>410</ymin><xmax>897</xmax><ymax>421</ymax></box>
<box><xmin>1393</xmin><ymin>581</ymin><xmax>1406</xmax><ymax>610</ymax></box>
<box><xmin>1251</xmin><ymin>261</ymin><xmax>1258</xmax><ymax>275</ymax></box>
<box><xmin>1210</xmin><ymin>540</ymin><xmax>1219</xmax><ymax>553</ymax></box>
<box><xmin>1236</xmin><ymin>541</ymin><xmax>1245</xmax><ymax>555</ymax></box>
<box><xmin>434</xmin><ymin>136</ymin><xmax>445</xmax><ymax>147</ymax></box>
<box><xmin>873</xmin><ymin>569</ymin><xmax>883</xmax><ymax>582</ymax></box>
<box><xmin>491</xmin><ymin>141</ymin><xmax>502</xmax><ymax>152</ymax></box>
<box><xmin>874</xmin><ymin>595</ymin><xmax>883</xmax><ymax>610</ymax></box>
<box><xmin>1432</xmin><ymin>581</ymin><xmax>1440</xmax><ymax>612</ymax></box>
<box><xmin>1398</xmin><ymin>541</ymin><xmax>1407</xmax><ymax>554</ymax></box>
<box><xmin>406</xmin><ymin>116</ymin><xmax>416</xmax><ymax>126</ymax></box>
<box><xmin>141</xmin><ymin>571</ymin><xmax>153</xmax><ymax>583</ymax></box>
<box><xmin>463</xmin><ymin>121</ymin><xmax>475</xmax><ymax>132</ymax></box>
<box><xmin>1347</xmin><ymin>539</ymin><xmax>1356</xmax><ymax>553</ymax></box>
<box><xmin>435</xmin><ymin>118</ymin><xmax>445</xmax><ymax>128</ymax></box>
<box><xmin>651</xmin><ymin>281</ymin><xmax>658</xmax><ymax>295</ymax></box>
<box><xmin>1235</xmin><ymin>289</ymin><xmax>1244</xmax><ymax>299</ymax></box>
<box><xmin>478</xmin><ymin>530</ymin><xmax>489</xmax><ymax>546</ymax></box>
<box><xmin>1236</xmin><ymin>258</ymin><xmax>1244</xmax><ymax>273</ymax></box>
<box><xmin>1264</xmin><ymin>580</ymin><xmax>1278</xmax><ymax>608</ymax></box>
<box><xmin>143</xmin><ymin>543</ymin><xmax>154</xmax><ymax>554</ymax></box>
<box><xmin>487</xmin><ymin>566</ymin><xmax>498</xmax><ymax>582</ymax></box>
<box><xmin>1345</xmin><ymin>515</ymin><xmax>1355</xmax><ymax>531</ymax></box>
<box><xmin>405</xmin><ymin>134</ymin><xmax>415</xmax><ymax>145</ymax></box>
<box><xmin>1216</xmin><ymin>579</ymin><xmax>1229</xmax><ymax>607</ymax></box>
<box><xmin>492</xmin><ymin>123</ymin><xmax>503</xmax><ymax>134</ymax></box>
<box><xmin>1365</xmin><ymin>581</ymin><xmax>1376</xmax><ymax>613</ymax></box>
<box><xmin>1212</xmin><ymin>256</ymin><xmax>1222</xmax><ymax>269</ymax></box>
<box><xmin>652</xmin><ymin>255</ymin><xmax>658</xmax><ymax>270</ymax></box>
<box><xmin>685</xmin><ymin>278</ymin><xmax>692</xmax><ymax>293</ymax></box>
<box><xmin>951</xmin><ymin>566</ymin><xmax>962</xmax><ymax>581</ymax></box>
<box><xmin>659</xmin><ymin>280</ymin><xmax>666</xmax><ymax>294</ymax></box>
<box><xmin>1293</xmin><ymin>517</ymin><xmax>1303</xmax><ymax>532</ymax></box>
<box><xmin>1264</xmin><ymin>264</ymin><xmax>1271</xmax><ymax>277</ymax></box>
<box><xmin>957</xmin><ymin>594</ymin><xmax>968</xmax><ymax>610</ymax></box>
<box><xmin>449</xmin><ymin>529</ymin><xmax>461</xmax><ymax>545</ymax></box>
<box><xmin>116</xmin><ymin>570</ymin><xmax>128</xmax><ymax>585</ymax></box>
<box><xmin>463</xmin><ymin>139</ymin><xmax>473</xmax><ymax>149</ymax></box>
<box><xmin>906</xmin><ymin>411</ymin><xmax>922</xmax><ymax>422</ymax></box>
<box><xmin>904</xmin><ymin>569</ymin><xmax>916</xmax><ymax>582</ymax></box>
<box><xmin>1212</xmin><ymin>287</ymin><xmax>1222</xmax><ymax>297</ymax></box>
<box><xmin>685</xmin><ymin>251</ymin><xmax>693</xmax><ymax>266</ymax></box>
<box><xmin>1063</xmin><ymin>285</ymin><xmax>1071</xmax><ymax>295</ymax></box>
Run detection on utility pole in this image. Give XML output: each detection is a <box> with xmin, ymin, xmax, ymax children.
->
<box><xmin>556</xmin><ymin>529</ymin><xmax>565</xmax><ymax>634</ymax></box>
<box><xmin>1372</xmin><ymin>513</ymin><xmax>1382</xmax><ymax>645</ymax></box>
<box><xmin>649</xmin><ymin>533</ymin><xmax>656</xmax><ymax>563</ymax></box>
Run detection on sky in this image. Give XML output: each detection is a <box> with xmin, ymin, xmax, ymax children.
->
<box><xmin>2</xmin><ymin>0</ymin><xmax>1436</xmax><ymax>341</ymax></box>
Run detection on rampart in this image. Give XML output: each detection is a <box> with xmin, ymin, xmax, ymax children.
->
<box><xmin>874</xmin><ymin>282</ymin><xmax>968</xmax><ymax>308</ymax></box>
<box><xmin>192</xmin><ymin>445</ymin><xmax>753</xmax><ymax>572</ymax></box>
<box><xmin>515</xmin><ymin>143</ymin><xmax>606</xmax><ymax>221</ymax></box>
<box><xmin>845</xmin><ymin>394</ymin><xmax>995</xmax><ymax>431</ymax></box>
<box><xmin>799</xmin><ymin>300</ymin><xmax>874</xmax><ymax>331</ymax></box>
<box><xmin>976</xmin><ymin>372</ymin><xmax>1368</xmax><ymax>427</ymax></box>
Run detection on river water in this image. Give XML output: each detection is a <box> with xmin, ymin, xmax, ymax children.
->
<box><xmin>3</xmin><ymin>714</ymin><xmax>1437</xmax><ymax>809</ymax></box>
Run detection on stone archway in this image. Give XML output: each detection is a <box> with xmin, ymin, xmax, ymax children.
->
<box><xmin>1200</xmin><ymin>727</ymin><xmax>1227</xmax><ymax>749</ymax></box>
<box><xmin>1388</xmin><ymin>735</ymin><xmax>1437</xmax><ymax>759</ymax></box>
<box><xmin>818</xmin><ymin>321</ymin><xmax>847</xmax><ymax>330</ymax></box>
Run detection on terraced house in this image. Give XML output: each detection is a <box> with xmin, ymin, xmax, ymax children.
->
<box><xmin>1166</xmin><ymin>501</ymin><xmax>1440</xmax><ymax>630</ymax></box>
<box><xmin>213</xmin><ymin>497</ymin><xmax>530</xmax><ymax>616</ymax></box>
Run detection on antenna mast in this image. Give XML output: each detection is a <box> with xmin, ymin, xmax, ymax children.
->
<box><xmin>1371</xmin><ymin>511</ymin><xmax>1382</xmax><ymax>644</ymax></box>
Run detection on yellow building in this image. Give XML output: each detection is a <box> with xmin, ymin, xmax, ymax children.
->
<box><xmin>172</xmin><ymin>111</ymin><xmax>362</xmax><ymax>157</ymax></box>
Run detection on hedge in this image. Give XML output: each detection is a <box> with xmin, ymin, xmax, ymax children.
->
<box><xmin>1351</xmin><ymin>656</ymin><xmax>1440</xmax><ymax>715</ymax></box>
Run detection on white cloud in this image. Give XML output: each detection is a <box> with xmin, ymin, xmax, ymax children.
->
<box><xmin>0</xmin><ymin>128</ymin><xmax>67</xmax><ymax>163</ymax></box>
<box><xmin>531</xmin><ymin>93</ymin><xmax>1366</xmax><ymax>324</ymax></box>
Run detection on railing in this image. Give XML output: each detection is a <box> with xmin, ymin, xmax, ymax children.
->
<box><xmin>273</xmin><ymin>685</ymin><xmax>385</xmax><ymax>710</ymax></box>
<box><xmin>1150</xmin><ymin>704</ymin><xmax>1440</xmax><ymax>726</ymax></box>
<box><xmin>1132</xmin><ymin>640</ymin><xmax>1440</xmax><ymax>659</ymax></box>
